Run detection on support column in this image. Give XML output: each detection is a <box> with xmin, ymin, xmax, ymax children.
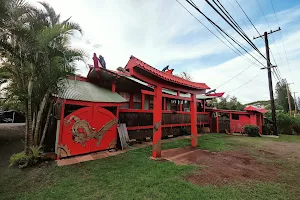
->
<box><xmin>216</xmin><ymin>115</ymin><xmax>219</xmax><ymax>133</ymax></box>
<box><xmin>111</xmin><ymin>81</ymin><xmax>116</xmax><ymax>92</ymax></box>
<box><xmin>229</xmin><ymin>113</ymin><xmax>233</xmax><ymax>134</ymax></box>
<box><xmin>129</xmin><ymin>94</ymin><xmax>134</xmax><ymax>109</ymax></box>
<box><xmin>190</xmin><ymin>93</ymin><xmax>198</xmax><ymax>147</ymax></box>
<box><xmin>163</xmin><ymin>97</ymin><xmax>167</xmax><ymax>110</ymax></box>
<box><xmin>141</xmin><ymin>94</ymin><xmax>145</xmax><ymax>110</ymax></box>
<box><xmin>152</xmin><ymin>85</ymin><xmax>162</xmax><ymax>158</ymax></box>
<box><xmin>179</xmin><ymin>100</ymin><xmax>182</xmax><ymax>111</ymax></box>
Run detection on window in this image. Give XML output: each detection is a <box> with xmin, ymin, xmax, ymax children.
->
<box><xmin>232</xmin><ymin>114</ymin><xmax>240</xmax><ymax>120</ymax></box>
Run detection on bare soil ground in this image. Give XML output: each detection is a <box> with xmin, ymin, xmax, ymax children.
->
<box><xmin>0</xmin><ymin>123</ymin><xmax>24</xmax><ymax>167</ymax></box>
<box><xmin>162</xmin><ymin>146</ymin><xmax>280</xmax><ymax>186</ymax></box>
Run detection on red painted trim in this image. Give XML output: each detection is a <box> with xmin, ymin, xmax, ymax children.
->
<box><xmin>129</xmin><ymin>94</ymin><xmax>134</xmax><ymax>109</ymax></box>
<box><xmin>112</xmin><ymin>81</ymin><xmax>116</xmax><ymax>92</ymax></box>
<box><xmin>179</xmin><ymin>100</ymin><xmax>182</xmax><ymax>111</ymax></box>
<box><xmin>57</xmin><ymin>101</ymin><xmax>65</xmax><ymax>160</ymax></box>
<box><xmin>141</xmin><ymin>94</ymin><xmax>145</xmax><ymax>110</ymax></box>
<box><xmin>131</xmin><ymin>70</ymin><xmax>203</xmax><ymax>94</ymax></box>
<box><xmin>190</xmin><ymin>93</ymin><xmax>197</xmax><ymax>147</ymax></box>
<box><xmin>163</xmin><ymin>97</ymin><xmax>167</xmax><ymax>110</ymax></box>
<box><xmin>163</xmin><ymin>110</ymin><xmax>190</xmax><ymax>114</ymax></box>
<box><xmin>141</xmin><ymin>89</ymin><xmax>154</xmax><ymax>95</ymax></box>
<box><xmin>177</xmin><ymin>91</ymin><xmax>180</xmax><ymax>96</ymax></box>
<box><xmin>119</xmin><ymin>109</ymin><xmax>153</xmax><ymax>113</ymax></box>
<box><xmin>197</xmin><ymin>122</ymin><xmax>209</xmax><ymax>125</ymax></box>
<box><xmin>126</xmin><ymin>125</ymin><xmax>153</xmax><ymax>130</ymax></box>
<box><xmin>216</xmin><ymin>116</ymin><xmax>219</xmax><ymax>133</ymax></box>
<box><xmin>207</xmin><ymin>108</ymin><xmax>249</xmax><ymax>115</ymax></box>
<box><xmin>64</xmin><ymin>100</ymin><xmax>125</xmax><ymax>107</ymax></box>
<box><xmin>125</xmin><ymin>56</ymin><xmax>210</xmax><ymax>89</ymax></box>
<box><xmin>162</xmin><ymin>123</ymin><xmax>191</xmax><ymax>128</ymax></box>
<box><xmin>152</xmin><ymin>85</ymin><xmax>162</xmax><ymax>158</ymax></box>
<box><xmin>197</xmin><ymin>112</ymin><xmax>210</xmax><ymax>115</ymax></box>
<box><xmin>162</xmin><ymin>93</ymin><xmax>191</xmax><ymax>101</ymax></box>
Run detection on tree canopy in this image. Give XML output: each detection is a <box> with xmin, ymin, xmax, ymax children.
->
<box><xmin>0</xmin><ymin>0</ymin><xmax>85</xmax><ymax>153</ymax></box>
<box><xmin>275</xmin><ymin>80</ymin><xmax>295</xmax><ymax>113</ymax></box>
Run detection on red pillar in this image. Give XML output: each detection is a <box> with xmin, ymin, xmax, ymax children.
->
<box><xmin>179</xmin><ymin>100</ymin><xmax>182</xmax><ymax>111</ymax></box>
<box><xmin>111</xmin><ymin>81</ymin><xmax>116</xmax><ymax>92</ymax></box>
<box><xmin>141</xmin><ymin>94</ymin><xmax>145</xmax><ymax>110</ymax></box>
<box><xmin>129</xmin><ymin>94</ymin><xmax>134</xmax><ymax>109</ymax></box>
<box><xmin>57</xmin><ymin>101</ymin><xmax>65</xmax><ymax>160</ymax></box>
<box><xmin>216</xmin><ymin>115</ymin><xmax>219</xmax><ymax>133</ymax></box>
<box><xmin>229</xmin><ymin>113</ymin><xmax>233</xmax><ymax>134</ymax></box>
<box><xmin>163</xmin><ymin>97</ymin><xmax>167</xmax><ymax>110</ymax></box>
<box><xmin>190</xmin><ymin>93</ymin><xmax>198</xmax><ymax>147</ymax></box>
<box><xmin>152</xmin><ymin>85</ymin><xmax>162</xmax><ymax>158</ymax></box>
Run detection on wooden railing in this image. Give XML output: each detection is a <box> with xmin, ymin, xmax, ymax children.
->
<box><xmin>197</xmin><ymin>112</ymin><xmax>210</xmax><ymax>124</ymax></box>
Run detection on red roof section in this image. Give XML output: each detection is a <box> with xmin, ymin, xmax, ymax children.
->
<box><xmin>125</xmin><ymin>56</ymin><xmax>210</xmax><ymax>90</ymax></box>
<box><xmin>207</xmin><ymin>92</ymin><xmax>225</xmax><ymax>97</ymax></box>
<box><xmin>244</xmin><ymin>105</ymin><xmax>268</xmax><ymax>114</ymax></box>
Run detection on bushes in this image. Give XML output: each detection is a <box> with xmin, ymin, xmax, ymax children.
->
<box><xmin>276</xmin><ymin>112</ymin><xmax>300</xmax><ymax>135</ymax></box>
<box><xmin>262</xmin><ymin>124</ymin><xmax>273</xmax><ymax>135</ymax></box>
<box><xmin>244</xmin><ymin>125</ymin><xmax>260</xmax><ymax>137</ymax></box>
<box><xmin>9</xmin><ymin>146</ymin><xmax>42</xmax><ymax>168</ymax></box>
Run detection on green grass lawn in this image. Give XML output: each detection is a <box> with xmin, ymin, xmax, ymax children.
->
<box><xmin>1</xmin><ymin>134</ymin><xmax>300</xmax><ymax>200</ymax></box>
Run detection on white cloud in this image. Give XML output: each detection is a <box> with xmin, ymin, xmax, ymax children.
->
<box><xmin>27</xmin><ymin>0</ymin><xmax>300</xmax><ymax>103</ymax></box>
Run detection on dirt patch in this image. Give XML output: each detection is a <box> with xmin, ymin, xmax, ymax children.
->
<box><xmin>258</xmin><ymin>141</ymin><xmax>300</xmax><ymax>162</ymax></box>
<box><xmin>162</xmin><ymin>147</ymin><xmax>279</xmax><ymax>186</ymax></box>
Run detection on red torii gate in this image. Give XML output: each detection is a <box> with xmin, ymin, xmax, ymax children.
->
<box><xmin>124</xmin><ymin>56</ymin><xmax>210</xmax><ymax>158</ymax></box>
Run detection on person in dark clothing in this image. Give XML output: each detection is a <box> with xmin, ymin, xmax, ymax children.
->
<box><xmin>98</xmin><ymin>55</ymin><xmax>106</xmax><ymax>69</ymax></box>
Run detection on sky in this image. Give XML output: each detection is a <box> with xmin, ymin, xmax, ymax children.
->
<box><xmin>28</xmin><ymin>0</ymin><xmax>300</xmax><ymax>104</ymax></box>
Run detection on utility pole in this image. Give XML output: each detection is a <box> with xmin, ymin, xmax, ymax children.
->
<box><xmin>254</xmin><ymin>27</ymin><xmax>281</xmax><ymax>136</ymax></box>
<box><xmin>293</xmin><ymin>92</ymin><xmax>298</xmax><ymax>116</ymax></box>
<box><xmin>285</xmin><ymin>80</ymin><xmax>294</xmax><ymax>116</ymax></box>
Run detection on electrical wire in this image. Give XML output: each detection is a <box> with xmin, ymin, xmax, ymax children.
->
<box><xmin>175</xmin><ymin>0</ymin><xmax>264</xmax><ymax>67</ymax></box>
<box><xmin>255</xmin><ymin>0</ymin><xmax>283</xmax><ymax>65</ymax></box>
<box><xmin>184</xmin><ymin>0</ymin><xmax>266</xmax><ymax>68</ymax></box>
<box><xmin>215</xmin><ymin>58</ymin><xmax>263</xmax><ymax>89</ymax></box>
<box><xmin>269</xmin><ymin>0</ymin><xmax>291</xmax><ymax>71</ymax></box>
<box><xmin>206</xmin><ymin>0</ymin><xmax>267</xmax><ymax>60</ymax></box>
<box><xmin>234</xmin><ymin>0</ymin><xmax>284</xmax><ymax>82</ymax></box>
<box><xmin>227</xmin><ymin>72</ymin><xmax>262</xmax><ymax>93</ymax></box>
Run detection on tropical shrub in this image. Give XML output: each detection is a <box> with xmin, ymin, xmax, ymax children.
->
<box><xmin>244</xmin><ymin>124</ymin><xmax>260</xmax><ymax>137</ymax></box>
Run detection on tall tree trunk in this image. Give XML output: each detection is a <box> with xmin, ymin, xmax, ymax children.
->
<box><xmin>24</xmin><ymin>103</ymin><xmax>29</xmax><ymax>153</ymax></box>
<box><xmin>34</xmin><ymin>91</ymin><xmax>50</xmax><ymax>145</ymax></box>
<box><xmin>39</xmin><ymin>104</ymin><xmax>52</xmax><ymax>148</ymax></box>
<box><xmin>27</xmin><ymin>78</ymin><xmax>34</xmax><ymax>150</ymax></box>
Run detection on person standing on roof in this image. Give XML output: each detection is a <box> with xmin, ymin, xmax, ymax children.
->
<box><xmin>98</xmin><ymin>54</ymin><xmax>106</xmax><ymax>69</ymax></box>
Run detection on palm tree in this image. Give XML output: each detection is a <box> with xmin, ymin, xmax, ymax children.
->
<box><xmin>0</xmin><ymin>0</ymin><xmax>86</xmax><ymax>153</ymax></box>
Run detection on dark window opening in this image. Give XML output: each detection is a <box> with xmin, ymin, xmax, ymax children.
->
<box><xmin>232</xmin><ymin>114</ymin><xmax>240</xmax><ymax>120</ymax></box>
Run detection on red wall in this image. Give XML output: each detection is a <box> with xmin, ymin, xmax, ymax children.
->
<box><xmin>230</xmin><ymin>114</ymin><xmax>250</xmax><ymax>133</ymax></box>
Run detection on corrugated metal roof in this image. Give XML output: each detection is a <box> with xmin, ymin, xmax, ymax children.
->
<box><xmin>57</xmin><ymin>79</ymin><xmax>127</xmax><ymax>103</ymax></box>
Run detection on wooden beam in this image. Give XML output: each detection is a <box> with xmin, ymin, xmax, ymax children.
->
<box><xmin>190</xmin><ymin>93</ymin><xmax>198</xmax><ymax>147</ymax></box>
<box><xmin>152</xmin><ymin>85</ymin><xmax>162</xmax><ymax>158</ymax></box>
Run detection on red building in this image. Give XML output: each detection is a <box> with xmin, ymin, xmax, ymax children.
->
<box><xmin>53</xmin><ymin>55</ymin><xmax>265</xmax><ymax>159</ymax></box>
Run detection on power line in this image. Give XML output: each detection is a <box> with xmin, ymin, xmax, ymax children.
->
<box><xmin>227</xmin><ymin>72</ymin><xmax>262</xmax><ymax>93</ymax></box>
<box><xmin>255</xmin><ymin>0</ymin><xmax>283</xmax><ymax>65</ymax></box>
<box><xmin>269</xmin><ymin>0</ymin><xmax>291</xmax><ymax>71</ymax></box>
<box><xmin>184</xmin><ymin>0</ymin><xmax>266</xmax><ymax>68</ymax></box>
<box><xmin>175</xmin><ymin>0</ymin><xmax>265</xmax><ymax>68</ymax></box>
<box><xmin>205</xmin><ymin>0</ymin><xmax>267</xmax><ymax>60</ymax></box>
<box><xmin>234</xmin><ymin>0</ymin><xmax>284</xmax><ymax>82</ymax></box>
<box><xmin>175</xmin><ymin>0</ymin><xmax>251</xmax><ymax>61</ymax></box>
<box><xmin>215</xmin><ymin>58</ymin><xmax>263</xmax><ymax>89</ymax></box>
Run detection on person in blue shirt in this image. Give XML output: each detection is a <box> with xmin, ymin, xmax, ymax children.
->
<box><xmin>98</xmin><ymin>55</ymin><xmax>106</xmax><ymax>69</ymax></box>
